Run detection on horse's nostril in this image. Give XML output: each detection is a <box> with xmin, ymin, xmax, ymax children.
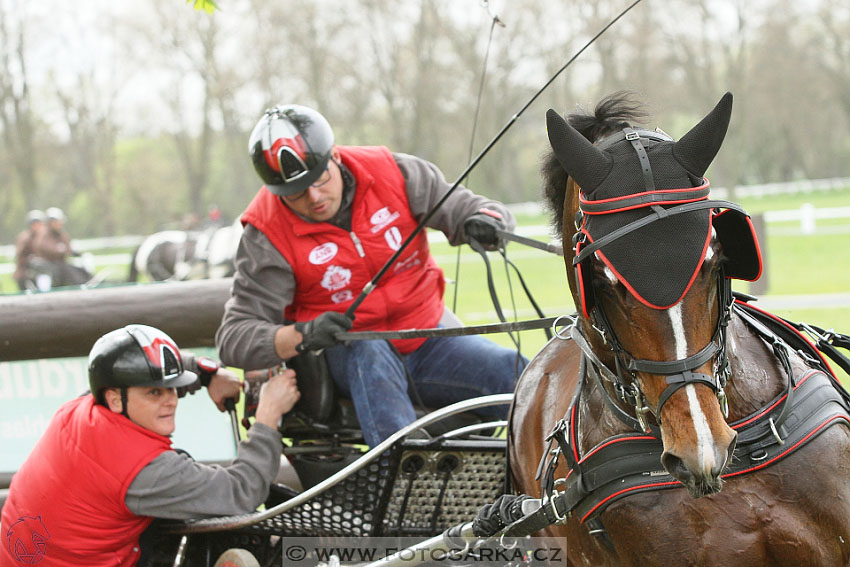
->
<box><xmin>717</xmin><ymin>434</ymin><xmax>738</xmax><ymax>475</ymax></box>
<box><xmin>661</xmin><ymin>452</ymin><xmax>692</xmax><ymax>483</ymax></box>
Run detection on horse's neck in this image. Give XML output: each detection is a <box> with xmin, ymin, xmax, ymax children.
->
<box><xmin>724</xmin><ymin>313</ymin><xmax>802</xmax><ymax>421</ymax></box>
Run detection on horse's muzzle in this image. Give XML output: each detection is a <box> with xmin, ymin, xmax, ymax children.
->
<box><xmin>661</xmin><ymin>431</ymin><xmax>737</xmax><ymax>498</ymax></box>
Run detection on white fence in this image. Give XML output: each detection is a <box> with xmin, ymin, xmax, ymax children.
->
<box><xmin>2</xmin><ymin>173</ymin><xmax>849</xmax><ymax>275</ymax></box>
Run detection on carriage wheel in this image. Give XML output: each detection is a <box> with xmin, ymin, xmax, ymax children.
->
<box><xmin>213</xmin><ymin>548</ymin><xmax>260</xmax><ymax>567</ymax></box>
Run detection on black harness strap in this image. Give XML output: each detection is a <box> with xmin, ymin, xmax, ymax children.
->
<box><xmin>733</xmin><ymin>303</ymin><xmax>797</xmax><ymax>442</ymax></box>
<box><xmin>580</xmin><ymin>348</ymin><xmax>661</xmax><ymax>436</ymax></box>
<box><xmin>623</xmin><ymin>127</ymin><xmax>656</xmax><ymax>191</ymax></box>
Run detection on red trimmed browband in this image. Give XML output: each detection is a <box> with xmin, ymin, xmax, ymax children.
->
<box><xmin>579</xmin><ymin>181</ymin><xmax>710</xmax><ymax>215</ymax></box>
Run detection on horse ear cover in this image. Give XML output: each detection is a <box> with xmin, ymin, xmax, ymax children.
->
<box><xmin>546</xmin><ymin>93</ymin><xmax>750</xmax><ymax>313</ymax></box>
<box><xmin>672</xmin><ymin>92</ymin><xmax>733</xmax><ymax>178</ymax></box>
<box><xmin>545</xmin><ymin>109</ymin><xmax>612</xmax><ymax>194</ymax></box>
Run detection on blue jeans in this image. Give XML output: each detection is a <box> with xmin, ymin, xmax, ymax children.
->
<box><xmin>324</xmin><ymin>335</ymin><xmax>527</xmax><ymax>447</ymax></box>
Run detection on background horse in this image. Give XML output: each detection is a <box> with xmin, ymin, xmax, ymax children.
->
<box><xmin>128</xmin><ymin>219</ymin><xmax>241</xmax><ymax>282</ymax></box>
<box><xmin>508</xmin><ymin>92</ymin><xmax>850</xmax><ymax>565</ymax></box>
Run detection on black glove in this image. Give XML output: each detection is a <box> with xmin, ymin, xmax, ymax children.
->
<box><xmin>463</xmin><ymin>208</ymin><xmax>506</xmax><ymax>250</ymax></box>
<box><xmin>472</xmin><ymin>494</ymin><xmax>531</xmax><ymax>537</ymax></box>
<box><xmin>294</xmin><ymin>311</ymin><xmax>354</xmax><ymax>353</ymax></box>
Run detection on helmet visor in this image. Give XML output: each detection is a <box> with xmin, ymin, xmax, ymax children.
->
<box><xmin>277</xmin><ymin>145</ymin><xmax>310</xmax><ymax>183</ymax></box>
<box><xmin>126</xmin><ymin>327</ymin><xmax>199</xmax><ymax>390</ymax></box>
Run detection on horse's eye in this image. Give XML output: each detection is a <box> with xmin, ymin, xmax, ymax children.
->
<box><xmin>602</xmin><ymin>264</ymin><xmax>619</xmax><ymax>285</ymax></box>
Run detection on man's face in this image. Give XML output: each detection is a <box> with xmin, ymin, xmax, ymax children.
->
<box><xmin>109</xmin><ymin>386</ymin><xmax>179</xmax><ymax>436</ymax></box>
<box><xmin>281</xmin><ymin>148</ymin><xmax>344</xmax><ymax>222</ymax></box>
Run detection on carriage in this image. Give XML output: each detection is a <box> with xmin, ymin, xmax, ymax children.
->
<box><xmin>146</xmin><ymin>386</ymin><xmax>516</xmax><ymax>566</ymax></box>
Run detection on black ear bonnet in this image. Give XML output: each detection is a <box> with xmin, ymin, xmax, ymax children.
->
<box><xmin>546</xmin><ymin>92</ymin><xmax>762</xmax><ymax>317</ymax></box>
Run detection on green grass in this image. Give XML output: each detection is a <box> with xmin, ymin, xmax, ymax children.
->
<box><xmin>734</xmin><ymin>186</ymin><xmax>850</xmax><ymax>214</ymax></box>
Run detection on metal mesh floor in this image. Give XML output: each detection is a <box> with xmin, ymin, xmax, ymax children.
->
<box><xmin>238</xmin><ymin>438</ymin><xmax>506</xmax><ymax>537</ymax></box>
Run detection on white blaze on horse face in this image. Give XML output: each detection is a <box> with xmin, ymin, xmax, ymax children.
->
<box><xmin>669</xmin><ymin>302</ymin><xmax>688</xmax><ymax>359</ymax></box>
<box><xmin>669</xmin><ymin>302</ymin><xmax>717</xmax><ymax>473</ymax></box>
<box><xmin>686</xmin><ymin>384</ymin><xmax>717</xmax><ymax>473</ymax></box>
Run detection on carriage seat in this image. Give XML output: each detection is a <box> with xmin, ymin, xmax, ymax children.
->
<box><xmin>274</xmin><ymin>308</ymin><xmax>475</xmax><ymax>441</ymax></box>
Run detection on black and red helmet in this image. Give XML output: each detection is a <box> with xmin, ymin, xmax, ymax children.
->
<box><xmin>248</xmin><ymin>104</ymin><xmax>335</xmax><ymax>197</ymax></box>
<box><xmin>88</xmin><ymin>324</ymin><xmax>197</xmax><ymax>404</ymax></box>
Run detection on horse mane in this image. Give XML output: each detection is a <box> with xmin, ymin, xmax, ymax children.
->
<box><xmin>541</xmin><ymin>90</ymin><xmax>649</xmax><ymax>235</ymax></box>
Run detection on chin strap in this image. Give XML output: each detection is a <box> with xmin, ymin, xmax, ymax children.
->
<box><xmin>120</xmin><ymin>388</ymin><xmax>130</xmax><ymax>418</ymax></box>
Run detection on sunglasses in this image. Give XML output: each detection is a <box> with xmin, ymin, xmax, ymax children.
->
<box><xmin>282</xmin><ymin>160</ymin><xmax>336</xmax><ymax>202</ymax></box>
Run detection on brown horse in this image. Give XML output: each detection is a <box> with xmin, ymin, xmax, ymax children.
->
<box><xmin>509</xmin><ymin>92</ymin><xmax>850</xmax><ymax>566</ymax></box>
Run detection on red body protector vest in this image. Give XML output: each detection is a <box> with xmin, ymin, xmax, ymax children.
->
<box><xmin>242</xmin><ymin>145</ymin><xmax>445</xmax><ymax>353</ymax></box>
<box><xmin>0</xmin><ymin>396</ymin><xmax>172</xmax><ymax>567</ymax></box>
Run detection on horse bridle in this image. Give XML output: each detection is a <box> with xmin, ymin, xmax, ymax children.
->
<box><xmin>569</xmin><ymin>270</ymin><xmax>733</xmax><ymax>433</ymax></box>
<box><xmin>564</xmin><ymin>128</ymin><xmax>752</xmax><ymax>432</ymax></box>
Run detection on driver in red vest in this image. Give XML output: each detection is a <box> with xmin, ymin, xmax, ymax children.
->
<box><xmin>0</xmin><ymin>324</ymin><xmax>299</xmax><ymax>567</ymax></box>
<box><xmin>216</xmin><ymin>104</ymin><xmax>527</xmax><ymax>447</ymax></box>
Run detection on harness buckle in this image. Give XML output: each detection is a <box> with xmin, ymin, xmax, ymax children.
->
<box><xmin>632</xmin><ymin>384</ymin><xmax>653</xmax><ymax>433</ymax></box>
<box><xmin>768</xmin><ymin>417</ymin><xmax>785</xmax><ymax>445</ymax></box>
<box><xmin>717</xmin><ymin>386</ymin><xmax>729</xmax><ymax>419</ymax></box>
<box><xmin>624</xmin><ymin>131</ymin><xmax>640</xmax><ymax>141</ymax></box>
<box><xmin>550</xmin><ymin>490</ymin><xmax>568</xmax><ymax>523</ymax></box>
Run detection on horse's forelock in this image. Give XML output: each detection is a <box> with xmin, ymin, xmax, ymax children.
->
<box><xmin>540</xmin><ymin>150</ymin><xmax>568</xmax><ymax>236</ymax></box>
<box><xmin>573</xmin><ymin>90</ymin><xmax>649</xmax><ymax>143</ymax></box>
<box><xmin>541</xmin><ymin>91</ymin><xmax>649</xmax><ymax>234</ymax></box>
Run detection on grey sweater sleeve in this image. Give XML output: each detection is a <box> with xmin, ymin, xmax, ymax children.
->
<box><xmin>125</xmin><ymin>423</ymin><xmax>283</xmax><ymax>520</ymax></box>
<box><xmin>393</xmin><ymin>152</ymin><xmax>516</xmax><ymax>245</ymax></box>
<box><xmin>215</xmin><ymin>225</ymin><xmax>294</xmax><ymax>370</ymax></box>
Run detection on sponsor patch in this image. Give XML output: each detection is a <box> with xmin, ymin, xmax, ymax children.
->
<box><xmin>384</xmin><ymin>226</ymin><xmax>403</xmax><ymax>250</ymax></box>
<box><xmin>6</xmin><ymin>516</ymin><xmax>50</xmax><ymax>565</ymax></box>
<box><xmin>370</xmin><ymin>207</ymin><xmax>400</xmax><ymax>233</ymax></box>
<box><xmin>331</xmin><ymin>290</ymin><xmax>354</xmax><ymax>304</ymax></box>
<box><xmin>309</xmin><ymin>242</ymin><xmax>339</xmax><ymax>265</ymax></box>
<box><xmin>321</xmin><ymin>265</ymin><xmax>352</xmax><ymax>292</ymax></box>
<box><xmin>393</xmin><ymin>251</ymin><xmax>422</xmax><ymax>273</ymax></box>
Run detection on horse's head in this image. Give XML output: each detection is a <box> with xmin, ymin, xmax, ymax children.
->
<box><xmin>542</xmin><ymin>92</ymin><xmax>761</xmax><ymax>498</ymax></box>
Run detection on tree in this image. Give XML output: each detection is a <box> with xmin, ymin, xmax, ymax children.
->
<box><xmin>0</xmin><ymin>2</ymin><xmax>39</xmax><ymax>238</ymax></box>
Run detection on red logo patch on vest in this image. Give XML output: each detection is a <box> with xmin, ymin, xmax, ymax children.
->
<box><xmin>6</xmin><ymin>516</ymin><xmax>50</xmax><ymax>565</ymax></box>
